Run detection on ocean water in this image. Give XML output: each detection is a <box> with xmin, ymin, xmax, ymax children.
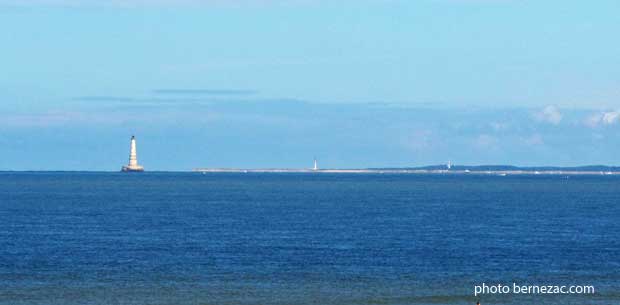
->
<box><xmin>0</xmin><ymin>172</ymin><xmax>619</xmax><ymax>305</ymax></box>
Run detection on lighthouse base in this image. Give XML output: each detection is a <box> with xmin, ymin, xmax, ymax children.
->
<box><xmin>121</xmin><ymin>165</ymin><xmax>144</xmax><ymax>172</ymax></box>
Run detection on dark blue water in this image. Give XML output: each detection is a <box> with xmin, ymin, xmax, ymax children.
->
<box><xmin>1</xmin><ymin>173</ymin><xmax>619</xmax><ymax>305</ymax></box>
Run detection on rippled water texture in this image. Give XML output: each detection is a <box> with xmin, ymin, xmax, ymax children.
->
<box><xmin>1</xmin><ymin>172</ymin><xmax>619</xmax><ymax>304</ymax></box>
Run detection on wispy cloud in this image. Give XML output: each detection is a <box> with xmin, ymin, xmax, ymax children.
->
<box><xmin>489</xmin><ymin>121</ymin><xmax>509</xmax><ymax>131</ymax></box>
<box><xmin>521</xmin><ymin>133</ymin><xmax>544</xmax><ymax>146</ymax></box>
<box><xmin>0</xmin><ymin>111</ymin><xmax>119</xmax><ymax>127</ymax></box>
<box><xmin>72</xmin><ymin>89</ymin><xmax>260</xmax><ymax>107</ymax></box>
<box><xmin>153</xmin><ymin>89</ymin><xmax>258</xmax><ymax>96</ymax></box>
<box><xmin>533</xmin><ymin>105</ymin><xmax>562</xmax><ymax>125</ymax></box>
<box><xmin>403</xmin><ymin>130</ymin><xmax>436</xmax><ymax>152</ymax></box>
<box><xmin>584</xmin><ymin>110</ymin><xmax>620</xmax><ymax>128</ymax></box>
<box><xmin>472</xmin><ymin>134</ymin><xmax>499</xmax><ymax>150</ymax></box>
<box><xmin>72</xmin><ymin>96</ymin><xmax>214</xmax><ymax>109</ymax></box>
<box><xmin>73</xmin><ymin>96</ymin><xmax>136</xmax><ymax>102</ymax></box>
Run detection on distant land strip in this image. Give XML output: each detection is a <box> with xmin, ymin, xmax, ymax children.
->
<box><xmin>193</xmin><ymin>165</ymin><xmax>620</xmax><ymax>175</ymax></box>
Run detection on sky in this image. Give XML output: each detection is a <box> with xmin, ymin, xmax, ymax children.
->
<box><xmin>0</xmin><ymin>0</ymin><xmax>619</xmax><ymax>170</ymax></box>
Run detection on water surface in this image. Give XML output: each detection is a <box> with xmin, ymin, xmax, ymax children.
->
<box><xmin>1</xmin><ymin>172</ymin><xmax>618</xmax><ymax>304</ymax></box>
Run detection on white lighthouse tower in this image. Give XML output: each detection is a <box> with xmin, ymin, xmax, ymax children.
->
<box><xmin>313</xmin><ymin>157</ymin><xmax>318</xmax><ymax>171</ymax></box>
<box><xmin>121</xmin><ymin>135</ymin><xmax>144</xmax><ymax>172</ymax></box>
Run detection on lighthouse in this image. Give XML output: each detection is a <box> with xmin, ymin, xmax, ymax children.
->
<box><xmin>121</xmin><ymin>135</ymin><xmax>144</xmax><ymax>172</ymax></box>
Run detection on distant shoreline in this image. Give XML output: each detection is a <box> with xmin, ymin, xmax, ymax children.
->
<box><xmin>2</xmin><ymin>164</ymin><xmax>619</xmax><ymax>175</ymax></box>
<box><xmin>193</xmin><ymin>168</ymin><xmax>619</xmax><ymax>175</ymax></box>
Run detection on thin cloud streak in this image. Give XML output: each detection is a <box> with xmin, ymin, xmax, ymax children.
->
<box><xmin>153</xmin><ymin>89</ymin><xmax>258</xmax><ymax>96</ymax></box>
<box><xmin>73</xmin><ymin>96</ymin><xmax>136</xmax><ymax>102</ymax></box>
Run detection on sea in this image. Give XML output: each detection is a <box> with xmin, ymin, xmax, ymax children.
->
<box><xmin>0</xmin><ymin>172</ymin><xmax>619</xmax><ymax>305</ymax></box>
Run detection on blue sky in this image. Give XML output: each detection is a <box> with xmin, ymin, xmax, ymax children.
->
<box><xmin>0</xmin><ymin>0</ymin><xmax>619</xmax><ymax>170</ymax></box>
